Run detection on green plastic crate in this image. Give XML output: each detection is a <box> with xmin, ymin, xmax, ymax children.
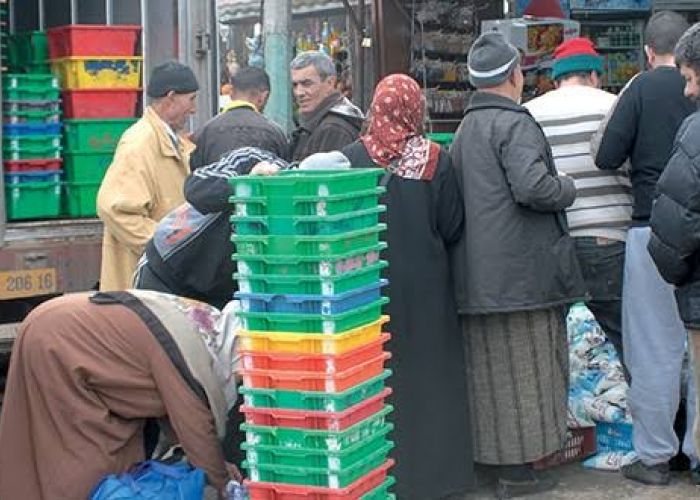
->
<box><xmin>231</xmin><ymin>186</ymin><xmax>385</xmax><ymax>217</ymax></box>
<box><xmin>234</xmin><ymin>242</ymin><xmax>386</xmax><ymax>278</ymax></box>
<box><xmin>361</xmin><ymin>477</ymin><xmax>396</xmax><ymax>500</ymax></box>
<box><xmin>2</xmin><ymin>74</ymin><xmax>60</xmax><ymax>100</ymax></box>
<box><xmin>233</xmin><ymin>224</ymin><xmax>386</xmax><ymax>258</ymax></box>
<box><xmin>240</xmin><ymin>370</ymin><xmax>390</xmax><ymax>412</ymax></box>
<box><xmin>63</xmin><ymin>181</ymin><xmax>100</xmax><ymax>217</ymax></box>
<box><xmin>8</xmin><ymin>31</ymin><xmax>48</xmax><ymax>71</ymax></box>
<box><xmin>231</xmin><ymin>206</ymin><xmax>386</xmax><ymax>237</ymax></box>
<box><xmin>229</xmin><ymin>169</ymin><xmax>384</xmax><ymax>212</ymax></box>
<box><xmin>5</xmin><ymin>181</ymin><xmax>61</xmax><ymax>220</ymax></box>
<box><xmin>235</xmin><ymin>261</ymin><xmax>387</xmax><ymax>296</ymax></box>
<box><xmin>63</xmin><ymin>118</ymin><xmax>136</xmax><ymax>152</ymax></box>
<box><xmin>3</xmin><ymin>134</ymin><xmax>61</xmax><ymax>160</ymax></box>
<box><xmin>427</xmin><ymin>132</ymin><xmax>455</xmax><ymax>147</ymax></box>
<box><xmin>242</xmin><ymin>441</ymin><xmax>393</xmax><ymax>488</ymax></box>
<box><xmin>241</xmin><ymin>406</ymin><xmax>393</xmax><ymax>450</ymax></box>
<box><xmin>63</xmin><ymin>150</ymin><xmax>114</xmax><ymax>182</ymax></box>
<box><xmin>3</xmin><ymin>107</ymin><xmax>61</xmax><ymax>124</ymax></box>
<box><xmin>236</xmin><ymin>297</ymin><xmax>388</xmax><ymax>333</ymax></box>
<box><xmin>242</xmin><ymin>426</ymin><xmax>392</xmax><ymax>470</ymax></box>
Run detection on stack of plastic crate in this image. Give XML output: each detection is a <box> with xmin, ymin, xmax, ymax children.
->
<box><xmin>2</xmin><ymin>73</ymin><xmax>62</xmax><ymax>220</ymax></box>
<box><xmin>47</xmin><ymin>24</ymin><xmax>141</xmax><ymax>217</ymax></box>
<box><xmin>230</xmin><ymin>169</ymin><xmax>395</xmax><ymax>499</ymax></box>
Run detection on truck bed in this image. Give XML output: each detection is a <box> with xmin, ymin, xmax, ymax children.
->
<box><xmin>0</xmin><ymin>219</ymin><xmax>103</xmax><ymax>301</ymax></box>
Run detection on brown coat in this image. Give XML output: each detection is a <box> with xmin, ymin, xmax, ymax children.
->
<box><xmin>97</xmin><ymin>107</ymin><xmax>194</xmax><ymax>291</ymax></box>
<box><xmin>0</xmin><ymin>292</ymin><xmax>229</xmax><ymax>500</ymax></box>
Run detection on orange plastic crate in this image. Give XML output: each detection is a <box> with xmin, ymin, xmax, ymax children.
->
<box><xmin>240</xmin><ymin>388</ymin><xmax>392</xmax><ymax>431</ymax></box>
<box><xmin>240</xmin><ymin>333</ymin><xmax>390</xmax><ymax>374</ymax></box>
<box><xmin>240</xmin><ymin>352</ymin><xmax>390</xmax><ymax>392</ymax></box>
<box><xmin>245</xmin><ymin>459</ymin><xmax>394</xmax><ymax>499</ymax></box>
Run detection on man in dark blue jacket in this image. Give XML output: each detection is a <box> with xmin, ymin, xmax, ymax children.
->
<box><xmin>648</xmin><ymin>22</ymin><xmax>700</xmax><ymax>485</ymax></box>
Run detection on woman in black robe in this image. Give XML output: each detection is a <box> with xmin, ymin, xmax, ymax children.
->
<box><xmin>342</xmin><ymin>74</ymin><xmax>474</xmax><ymax>499</ymax></box>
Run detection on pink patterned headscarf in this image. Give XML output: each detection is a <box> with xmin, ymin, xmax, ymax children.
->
<box><xmin>360</xmin><ymin>74</ymin><xmax>439</xmax><ymax>181</ymax></box>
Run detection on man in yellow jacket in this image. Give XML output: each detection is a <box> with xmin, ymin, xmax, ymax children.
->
<box><xmin>97</xmin><ymin>61</ymin><xmax>199</xmax><ymax>291</ymax></box>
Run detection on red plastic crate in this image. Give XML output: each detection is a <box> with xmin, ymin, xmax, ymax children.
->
<box><xmin>47</xmin><ymin>24</ymin><xmax>141</xmax><ymax>58</ymax></box>
<box><xmin>240</xmin><ymin>333</ymin><xmax>390</xmax><ymax>374</ymax></box>
<box><xmin>62</xmin><ymin>89</ymin><xmax>141</xmax><ymax>119</ymax></box>
<box><xmin>240</xmin><ymin>352</ymin><xmax>391</xmax><ymax>393</ymax></box>
<box><xmin>241</xmin><ymin>388</ymin><xmax>392</xmax><ymax>431</ymax></box>
<box><xmin>4</xmin><ymin>159</ymin><xmax>62</xmax><ymax>172</ymax></box>
<box><xmin>245</xmin><ymin>459</ymin><xmax>394</xmax><ymax>499</ymax></box>
<box><xmin>532</xmin><ymin>426</ymin><xmax>597</xmax><ymax>470</ymax></box>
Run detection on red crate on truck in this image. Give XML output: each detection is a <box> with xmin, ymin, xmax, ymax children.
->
<box><xmin>47</xmin><ymin>25</ymin><xmax>141</xmax><ymax>58</ymax></box>
<box><xmin>61</xmin><ymin>89</ymin><xmax>140</xmax><ymax>119</ymax></box>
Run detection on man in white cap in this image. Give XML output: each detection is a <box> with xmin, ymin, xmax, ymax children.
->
<box><xmin>97</xmin><ymin>61</ymin><xmax>199</xmax><ymax>291</ymax></box>
<box><xmin>449</xmin><ymin>31</ymin><xmax>585</xmax><ymax>497</ymax></box>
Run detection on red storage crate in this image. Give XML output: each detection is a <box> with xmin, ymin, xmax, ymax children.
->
<box><xmin>4</xmin><ymin>159</ymin><xmax>62</xmax><ymax>172</ymax></box>
<box><xmin>240</xmin><ymin>352</ymin><xmax>390</xmax><ymax>393</ymax></box>
<box><xmin>47</xmin><ymin>25</ymin><xmax>141</xmax><ymax>58</ymax></box>
<box><xmin>245</xmin><ymin>459</ymin><xmax>394</xmax><ymax>500</ymax></box>
<box><xmin>62</xmin><ymin>89</ymin><xmax>141</xmax><ymax>119</ymax></box>
<box><xmin>532</xmin><ymin>426</ymin><xmax>597</xmax><ymax>470</ymax></box>
<box><xmin>241</xmin><ymin>388</ymin><xmax>392</xmax><ymax>431</ymax></box>
<box><xmin>240</xmin><ymin>333</ymin><xmax>390</xmax><ymax>374</ymax></box>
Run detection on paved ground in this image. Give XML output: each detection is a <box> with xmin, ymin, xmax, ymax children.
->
<box><xmin>463</xmin><ymin>463</ymin><xmax>699</xmax><ymax>499</ymax></box>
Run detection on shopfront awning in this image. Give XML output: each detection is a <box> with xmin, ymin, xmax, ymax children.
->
<box><xmin>218</xmin><ymin>0</ymin><xmax>359</xmax><ymax>22</ymax></box>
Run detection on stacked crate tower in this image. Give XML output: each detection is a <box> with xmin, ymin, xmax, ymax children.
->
<box><xmin>3</xmin><ymin>27</ymin><xmax>63</xmax><ymax>221</ymax></box>
<box><xmin>230</xmin><ymin>169</ymin><xmax>395</xmax><ymax>499</ymax></box>
<box><xmin>47</xmin><ymin>24</ymin><xmax>141</xmax><ymax>217</ymax></box>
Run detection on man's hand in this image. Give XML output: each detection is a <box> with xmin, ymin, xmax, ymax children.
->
<box><xmin>250</xmin><ymin>161</ymin><xmax>281</xmax><ymax>176</ymax></box>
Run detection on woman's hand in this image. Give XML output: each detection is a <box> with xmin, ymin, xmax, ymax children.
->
<box><xmin>226</xmin><ymin>462</ymin><xmax>244</xmax><ymax>483</ymax></box>
<box><xmin>250</xmin><ymin>161</ymin><xmax>281</xmax><ymax>176</ymax></box>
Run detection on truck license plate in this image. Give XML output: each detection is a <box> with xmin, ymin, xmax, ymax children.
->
<box><xmin>0</xmin><ymin>268</ymin><xmax>57</xmax><ymax>300</ymax></box>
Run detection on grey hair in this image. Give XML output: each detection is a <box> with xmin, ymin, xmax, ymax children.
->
<box><xmin>290</xmin><ymin>50</ymin><xmax>337</xmax><ymax>80</ymax></box>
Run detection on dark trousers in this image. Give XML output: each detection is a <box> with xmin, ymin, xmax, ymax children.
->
<box><xmin>574</xmin><ymin>237</ymin><xmax>627</xmax><ymax>378</ymax></box>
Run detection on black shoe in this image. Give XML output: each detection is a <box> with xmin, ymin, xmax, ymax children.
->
<box><xmin>691</xmin><ymin>465</ymin><xmax>700</xmax><ymax>485</ymax></box>
<box><xmin>621</xmin><ymin>460</ymin><xmax>670</xmax><ymax>486</ymax></box>
<box><xmin>495</xmin><ymin>466</ymin><xmax>558</xmax><ymax>499</ymax></box>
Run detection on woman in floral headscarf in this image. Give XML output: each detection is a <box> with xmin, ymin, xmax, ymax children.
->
<box><xmin>0</xmin><ymin>290</ymin><xmax>241</xmax><ymax>500</ymax></box>
<box><xmin>342</xmin><ymin>74</ymin><xmax>474</xmax><ymax>499</ymax></box>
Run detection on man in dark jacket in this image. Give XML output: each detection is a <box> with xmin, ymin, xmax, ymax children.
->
<box><xmin>133</xmin><ymin>148</ymin><xmax>287</xmax><ymax>309</ymax></box>
<box><xmin>290</xmin><ymin>51</ymin><xmax>364</xmax><ymax>161</ymax></box>
<box><xmin>190</xmin><ymin>67</ymin><xmax>288</xmax><ymax>168</ymax></box>
<box><xmin>648</xmin><ymin>22</ymin><xmax>700</xmax><ymax>485</ymax></box>
<box><xmin>595</xmin><ymin>11</ymin><xmax>697</xmax><ymax>485</ymax></box>
<box><xmin>449</xmin><ymin>32</ymin><xmax>585</xmax><ymax>498</ymax></box>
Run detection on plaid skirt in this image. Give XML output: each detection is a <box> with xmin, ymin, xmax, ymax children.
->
<box><xmin>461</xmin><ymin>308</ymin><xmax>568</xmax><ymax>465</ymax></box>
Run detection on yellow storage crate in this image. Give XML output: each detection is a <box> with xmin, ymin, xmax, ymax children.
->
<box><xmin>51</xmin><ymin>56</ymin><xmax>142</xmax><ymax>89</ymax></box>
<box><xmin>237</xmin><ymin>316</ymin><xmax>388</xmax><ymax>355</ymax></box>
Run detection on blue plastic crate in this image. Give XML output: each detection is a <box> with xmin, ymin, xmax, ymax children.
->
<box><xmin>3</xmin><ymin>122</ymin><xmax>62</xmax><ymax>136</ymax></box>
<box><xmin>5</xmin><ymin>170</ymin><xmax>62</xmax><ymax>184</ymax></box>
<box><xmin>236</xmin><ymin>279</ymin><xmax>388</xmax><ymax>315</ymax></box>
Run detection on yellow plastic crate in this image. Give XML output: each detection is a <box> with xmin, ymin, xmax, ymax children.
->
<box><xmin>237</xmin><ymin>316</ymin><xmax>388</xmax><ymax>355</ymax></box>
<box><xmin>51</xmin><ymin>56</ymin><xmax>142</xmax><ymax>89</ymax></box>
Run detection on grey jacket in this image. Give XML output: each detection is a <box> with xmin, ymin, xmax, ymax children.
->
<box><xmin>449</xmin><ymin>92</ymin><xmax>586</xmax><ymax>315</ymax></box>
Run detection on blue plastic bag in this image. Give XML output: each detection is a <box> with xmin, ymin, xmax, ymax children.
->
<box><xmin>89</xmin><ymin>460</ymin><xmax>205</xmax><ymax>500</ymax></box>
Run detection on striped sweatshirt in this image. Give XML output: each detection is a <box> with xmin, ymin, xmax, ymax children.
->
<box><xmin>525</xmin><ymin>85</ymin><xmax>633</xmax><ymax>242</ymax></box>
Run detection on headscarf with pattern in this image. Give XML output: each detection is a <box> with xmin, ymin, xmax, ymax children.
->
<box><xmin>360</xmin><ymin>74</ymin><xmax>440</xmax><ymax>181</ymax></box>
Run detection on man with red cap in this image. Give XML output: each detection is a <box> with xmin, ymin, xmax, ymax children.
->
<box><xmin>526</xmin><ymin>38</ymin><xmax>632</xmax><ymax>379</ymax></box>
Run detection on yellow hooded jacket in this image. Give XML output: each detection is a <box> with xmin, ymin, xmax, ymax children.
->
<box><xmin>97</xmin><ymin>107</ymin><xmax>195</xmax><ymax>291</ymax></box>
